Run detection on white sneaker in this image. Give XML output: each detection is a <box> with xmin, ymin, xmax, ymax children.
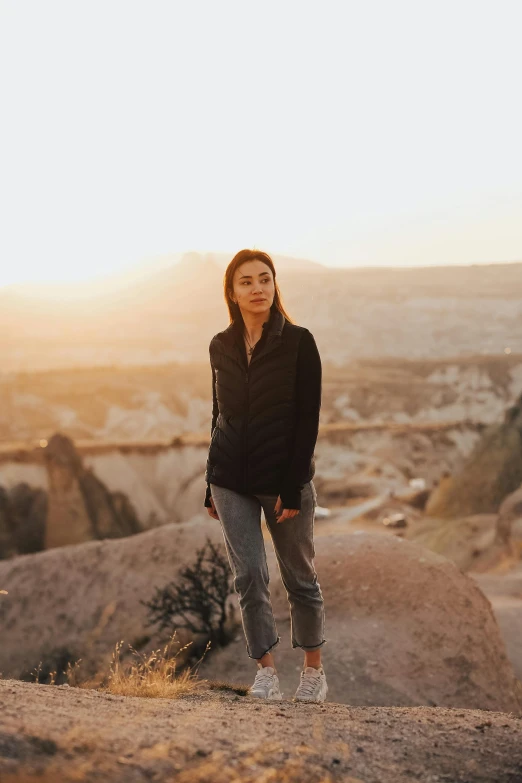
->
<box><xmin>249</xmin><ymin>666</ymin><xmax>283</xmax><ymax>700</ymax></box>
<box><xmin>293</xmin><ymin>665</ymin><xmax>328</xmax><ymax>702</ymax></box>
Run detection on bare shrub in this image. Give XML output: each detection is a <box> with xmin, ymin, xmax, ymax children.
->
<box><xmin>140</xmin><ymin>536</ymin><xmax>235</xmax><ymax>657</ymax></box>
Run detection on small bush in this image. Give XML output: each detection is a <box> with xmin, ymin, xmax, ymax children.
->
<box><xmin>140</xmin><ymin>536</ymin><xmax>235</xmax><ymax>655</ymax></box>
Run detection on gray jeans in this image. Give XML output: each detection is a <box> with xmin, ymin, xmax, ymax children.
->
<box><xmin>209</xmin><ymin>480</ymin><xmax>326</xmax><ymax>660</ymax></box>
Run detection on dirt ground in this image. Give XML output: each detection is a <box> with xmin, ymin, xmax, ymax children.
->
<box><xmin>1</xmin><ymin>679</ymin><xmax>521</xmax><ymax>783</ymax></box>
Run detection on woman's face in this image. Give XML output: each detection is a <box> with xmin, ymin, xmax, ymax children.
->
<box><xmin>231</xmin><ymin>260</ymin><xmax>275</xmax><ymax>319</ymax></box>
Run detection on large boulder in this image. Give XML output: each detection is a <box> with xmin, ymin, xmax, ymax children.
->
<box><xmin>199</xmin><ymin>530</ymin><xmax>522</xmax><ymax>713</ymax></box>
<box><xmin>0</xmin><ymin>518</ymin><xmax>223</xmax><ymax>681</ymax></box>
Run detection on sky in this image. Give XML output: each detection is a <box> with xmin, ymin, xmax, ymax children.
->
<box><xmin>1</xmin><ymin>0</ymin><xmax>521</xmax><ymax>286</ymax></box>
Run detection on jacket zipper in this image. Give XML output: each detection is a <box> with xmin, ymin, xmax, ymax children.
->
<box><xmin>242</xmin><ymin>337</ymin><xmax>271</xmax><ymax>492</ymax></box>
<box><xmin>243</xmin><ymin>367</ymin><xmax>249</xmax><ymax>492</ymax></box>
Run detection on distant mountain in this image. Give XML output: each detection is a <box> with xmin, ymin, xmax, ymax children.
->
<box><xmin>0</xmin><ymin>251</ymin><xmax>322</xmax><ymax>299</ymax></box>
<box><xmin>1</xmin><ymin>257</ymin><xmax>522</xmax><ymax>372</ymax></box>
<box><xmin>204</xmin><ymin>252</ymin><xmax>323</xmax><ymax>272</ymax></box>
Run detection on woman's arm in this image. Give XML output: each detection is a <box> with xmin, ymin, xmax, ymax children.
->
<box><xmin>204</xmin><ymin>363</ymin><xmax>219</xmax><ymax>508</ymax></box>
<box><xmin>279</xmin><ymin>330</ymin><xmax>322</xmax><ymax>511</ymax></box>
<box><xmin>210</xmin><ymin>364</ymin><xmax>219</xmax><ymax>434</ymax></box>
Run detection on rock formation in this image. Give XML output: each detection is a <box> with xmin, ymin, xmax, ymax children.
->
<box><xmin>0</xmin><ymin>434</ymin><xmax>142</xmax><ymax>558</ymax></box>
<box><xmin>44</xmin><ymin>433</ymin><xmax>141</xmax><ymax>550</ymax></box>
<box><xmin>426</xmin><ymin>392</ymin><xmax>522</xmax><ymax>518</ymax></box>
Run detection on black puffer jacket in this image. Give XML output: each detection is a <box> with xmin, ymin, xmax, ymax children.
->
<box><xmin>204</xmin><ymin>306</ymin><xmax>322</xmax><ymax>510</ymax></box>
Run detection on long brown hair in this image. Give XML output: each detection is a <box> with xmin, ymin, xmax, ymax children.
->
<box><xmin>224</xmin><ymin>249</ymin><xmax>294</xmax><ymax>325</ymax></box>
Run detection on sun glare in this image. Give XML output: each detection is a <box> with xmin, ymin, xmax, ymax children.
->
<box><xmin>1</xmin><ymin>3</ymin><xmax>521</xmax><ymax>288</ymax></box>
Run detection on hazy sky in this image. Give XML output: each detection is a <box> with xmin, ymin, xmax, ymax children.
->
<box><xmin>1</xmin><ymin>0</ymin><xmax>521</xmax><ymax>286</ymax></box>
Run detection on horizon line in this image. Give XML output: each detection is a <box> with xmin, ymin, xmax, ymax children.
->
<box><xmin>1</xmin><ymin>254</ymin><xmax>521</xmax><ymax>292</ymax></box>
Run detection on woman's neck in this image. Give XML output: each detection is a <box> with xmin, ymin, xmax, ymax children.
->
<box><xmin>242</xmin><ymin>309</ymin><xmax>271</xmax><ymax>344</ymax></box>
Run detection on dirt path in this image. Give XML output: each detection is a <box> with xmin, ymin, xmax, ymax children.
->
<box><xmin>1</xmin><ymin>679</ymin><xmax>521</xmax><ymax>783</ymax></box>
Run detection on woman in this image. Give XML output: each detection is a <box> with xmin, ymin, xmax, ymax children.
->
<box><xmin>204</xmin><ymin>249</ymin><xmax>327</xmax><ymax>702</ymax></box>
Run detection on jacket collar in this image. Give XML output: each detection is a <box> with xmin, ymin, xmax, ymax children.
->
<box><xmin>220</xmin><ymin>307</ymin><xmax>285</xmax><ymax>369</ymax></box>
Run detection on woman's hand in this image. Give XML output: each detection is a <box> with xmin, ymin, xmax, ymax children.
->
<box><xmin>207</xmin><ymin>496</ymin><xmax>220</xmax><ymax>520</ymax></box>
<box><xmin>274</xmin><ymin>495</ymin><xmax>299</xmax><ymax>523</ymax></box>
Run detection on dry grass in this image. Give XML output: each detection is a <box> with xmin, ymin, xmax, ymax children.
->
<box><xmin>8</xmin><ymin>626</ymin><xmax>253</xmax><ymax>700</ymax></box>
<box><xmin>100</xmin><ymin>634</ymin><xmax>252</xmax><ymax>698</ymax></box>
<box><xmin>99</xmin><ymin>634</ymin><xmax>210</xmax><ymax>699</ymax></box>
<box><xmin>22</xmin><ymin>631</ymin><xmax>219</xmax><ymax>699</ymax></box>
